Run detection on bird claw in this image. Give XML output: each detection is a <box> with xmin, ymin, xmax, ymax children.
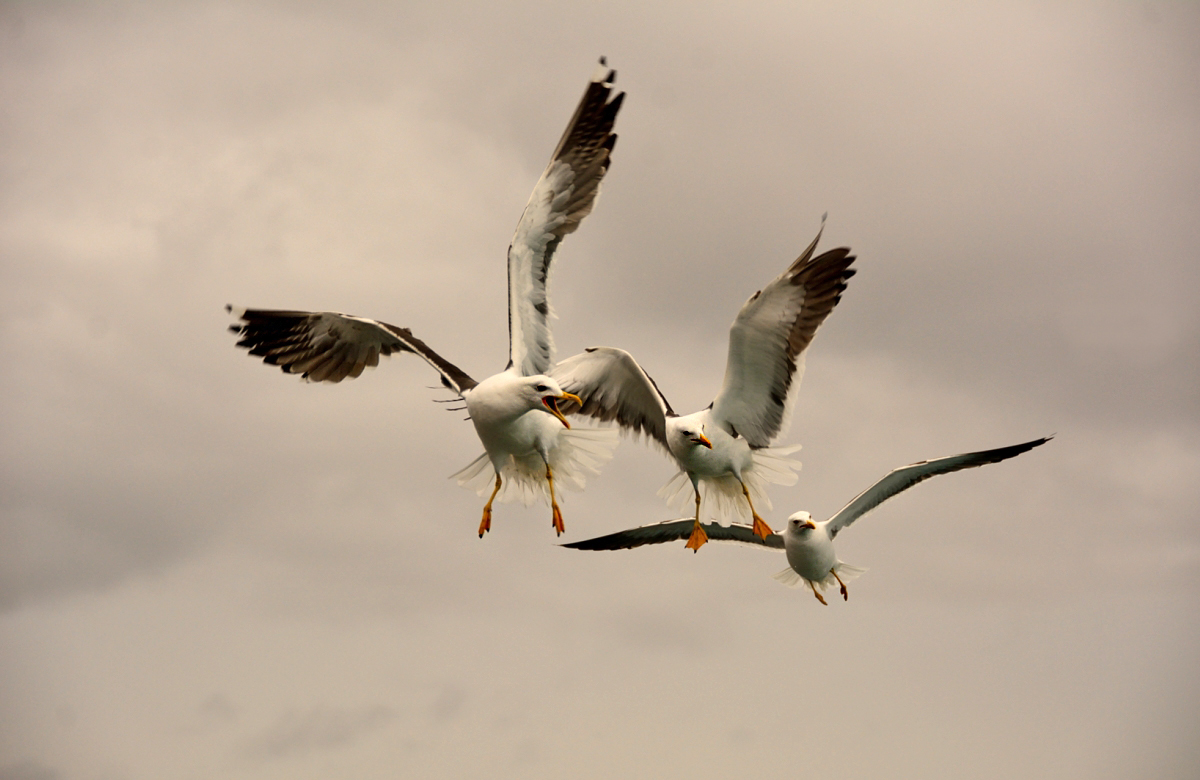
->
<box><xmin>813</xmin><ymin>589</ymin><xmax>828</xmax><ymax>606</ymax></box>
<box><xmin>751</xmin><ymin>515</ymin><xmax>774</xmax><ymax>539</ymax></box>
<box><xmin>840</xmin><ymin>583</ymin><xmax>849</xmax><ymax>601</ymax></box>
<box><xmin>478</xmin><ymin>509</ymin><xmax>492</xmax><ymax>538</ymax></box>
<box><xmin>551</xmin><ymin>505</ymin><xmax>565</xmax><ymax>536</ymax></box>
<box><xmin>684</xmin><ymin>523</ymin><xmax>709</xmax><ymax>552</ymax></box>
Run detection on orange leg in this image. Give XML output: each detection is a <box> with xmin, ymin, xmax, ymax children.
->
<box><xmin>684</xmin><ymin>490</ymin><xmax>708</xmax><ymax>552</ymax></box>
<box><xmin>740</xmin><ymin>481</ymin><xmax>774</xmax><ymax>539</ymax></box>
<box><xmin>810</xmin><ymin>582</ymin><xmax>829</xmax><ymax>606</ymax></box>
<box><xmin>478</xmin><ymin>474</ymin><xmax>501</xmax><ymax>538</ymax></box>
<box><xmin>831</xmin><ymin>568</ymin><xmax>849</xmax><ymax>601</ymax></box>
<box><xmin>546</xmin><ymin>464</ymin><xmax>565</xmax><ymax>536</ymax></box>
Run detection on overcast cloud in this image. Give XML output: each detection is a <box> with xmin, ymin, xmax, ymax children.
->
<box><xmin>1</xmin><ymin>2</ymin><xmax>1197</xmax><ymax>778</ymax></box>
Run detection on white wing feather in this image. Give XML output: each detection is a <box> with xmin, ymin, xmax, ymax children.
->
<box><xmin>508</xmin><ymin>60</ymin><xmax>623</xmax><ymax>376</ymax></box>
<box><xmin>710</xmin><ymin>221</ymin><xmax>855</xmax><ymax>446</ymax></box>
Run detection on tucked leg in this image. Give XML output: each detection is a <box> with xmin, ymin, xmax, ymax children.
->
<box><xmin>478</xmin><ymin>474</ymin><xmax>502</xmax><ymax>538</ymax></box>
<box><xmin>810</xmin><ymin>582</ymin><xmax>828</xmax><ymax>606</ymax></box>
<box><xmin>546</xmin><ymin>464</ymin><xmax>565</xmax><ymax>536</ymax></box>
<box><xmin>831</xmin><ymin>568</ymin><xmax>849</xmax><ymax>601</ymax></box>
<box><xmin>684</xmin><ymin>490</ymin><xmax>708</xmax><ymax>552</ymax></box>
<box><xmin>740</xmin><ymin>480</ymin><xmax>774</xmax><ymax>539</ymax></box>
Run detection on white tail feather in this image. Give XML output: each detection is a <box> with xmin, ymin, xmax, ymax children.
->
<box><xmin>773</xmin><ymin>567</ymin><xmax>804</xmax><ymax>588</ymax></box>
<box><xmin>657</xmin><ymin>444</ymin><xmax>802</xmax><ymax>523</ymax></box>
<box><xmin>451</xmin><ymin>426</ymin><xmax>619</xmax><ymax>506</ymax></box>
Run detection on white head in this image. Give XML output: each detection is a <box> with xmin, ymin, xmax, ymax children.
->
<box><xmin>667</xmin><ymin>419</ymin><xmax>713</xmax><ymax>451</ymax></box>
<box><xmin>786</xmin><ymin>511</ymin><xmax>817</xmax><ymax>534</ymax></box>
<box><xmin>518</xmin><ymin>375</ymin><xmax>581</xmax><ymax>428</ymax></box>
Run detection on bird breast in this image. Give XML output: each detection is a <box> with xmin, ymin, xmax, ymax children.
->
<box><xmin>784</xmin><ymin>529</ymin><xmax>838</xmax><ymax>581</ymax></box>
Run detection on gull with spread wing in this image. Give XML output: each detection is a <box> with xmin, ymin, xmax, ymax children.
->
<box><xmin>227</xmin><ymin>59</ymin><xmax>624</xmax><ymax>537</ymax></box>
<box><xmin>553</xmin><ymin>218</ymin><xmax>855</xmax><ymax>550</ymax></box>
<box><xmin>565</xmin><ymin>436</ymin><xmax>1051</xmax><ymax>602</ymax></box>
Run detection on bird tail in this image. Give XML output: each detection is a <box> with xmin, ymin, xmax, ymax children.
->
<box><xmin>451</xmin><ymin>427</ymin><xmax>619</xmax><ymax>506</ymax></box>
<box><xmin>772</xmin><ymin>567</ymin><xmax>805</xmax><ymax>588</ymax></box>
<box><xmin>451</xmin><ymin>452</ymin><xmax>495</xmax><ymax>495</ymax></box>
<box><xmin>656</xmin><ymin>444</ymin><xmax>802</xmax><ymax>523</ymax></box>
<box><xmin>811</xmin><ymin>562</ymin><xmax>867</xmax><ymax>593</ymax></box>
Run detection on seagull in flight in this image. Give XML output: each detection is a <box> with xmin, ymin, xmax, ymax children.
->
<box><xmin>227</xmin><ymin>59</ymin><xmax>625</xmax><ymax>537</ymax></box>
<box><xmin>552</xmin><ymin>218</ymin><xmax>855</xmax><ymax>550</ymax></box>
<box><xmin>564</xmin><ymin>436</ymin><xmax>1051</xmax><ymax>602</ymax></box>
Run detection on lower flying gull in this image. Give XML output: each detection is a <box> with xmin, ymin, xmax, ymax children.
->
<box><xmin>564</xmin><ymin>437</ymin><xmax>1051</xmax><ymax>602</ymax></box>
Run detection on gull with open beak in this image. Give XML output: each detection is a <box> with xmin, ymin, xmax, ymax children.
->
<box><xmin>226</xmin><ymin>59</ymin><xmax>624</xmax><ymax>536</ymax></box>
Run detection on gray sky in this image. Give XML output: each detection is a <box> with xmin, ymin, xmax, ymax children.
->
<box><xmin>2</xmin><ymin>1</ymin><xmax>1198</xmax><ymax>778</ymax></box>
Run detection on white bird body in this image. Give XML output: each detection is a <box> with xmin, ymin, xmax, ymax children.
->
<box><xmin>564</xmin><ymin>437</ymin><xmax>1052</xmax><ymax>603</ymax></box>
<box><xmin>772</xmin><ymin>511</ymin><xmax>867</xmax><ymax>603</ymax></box>
<box><xmin>227</xmin><ymin>59</ymin><xmax>625</xmax><ymax>536</ymax></box>
<box><xmin>456</xmin><ymin>370</ymin><xmax>617</xmax><ymax>510</ymax></box>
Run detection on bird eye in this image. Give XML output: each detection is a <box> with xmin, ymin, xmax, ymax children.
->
<box><xmin>535</xmin><ymin>384</ymin><xmax>548</xmax><ymax>392</ymax></box>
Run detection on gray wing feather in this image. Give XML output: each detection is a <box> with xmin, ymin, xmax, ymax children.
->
<box><xmin>551</xmin><ymin>347</ymin><xmax>674</xmax><ymax>448</ymax></box>
<box><xmin>563</xmin><ymin>518</ymin><xmax>785</xmax><ymax>550</ymax></box>
<box><xmin>508</xmin><ymin>59</ymin><xmax>624</xmax><ymax>376</ymax></box>
<box><xmin>227</xmin><ymin>306</ymin><xmax>477</xmax><ymax>394</ymax></box>
<box><xmin>710</xmin><ymin>218</ymin><xmax>856</xmax><ymax>446</ymax></box>
<box><xmin>827</xmin><ymin>436</ymin><xmax>1052</xmax><ymax>538</ymax></box>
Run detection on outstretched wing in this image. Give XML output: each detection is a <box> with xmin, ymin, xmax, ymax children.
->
<box><xmin>227</xmin><ymin>306</ymin><xmax>477</xmax><ymax>394</ymax></box>
<box><xmin>710</xmin><ymin>217</ymin><xmax>856</xmax><ymax>447</ymax></box>
<box><xmin>563</xmin><ymin>519</ymin><xmax>785</xmax><ymax>551</ymax></box>
<box><xmin>827</xmin><ymin>436</ymin><xmax>1052</xmax><ymax>538</ymax></box>
<box><xmin>508</xmin><ymin>58</ymin><xmax>625</xmax><ymax>377</ymax></box>
<box><xmin>551</xmin><ymin>347</ymin><xmax>675</xmax><ymax>448</ymax></box>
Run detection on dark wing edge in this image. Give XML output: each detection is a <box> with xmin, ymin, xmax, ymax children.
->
<box><xmin>711</xmin><ymin>219</ymin><xmax>857</xmax><ymax>447</ymax></box>
<box><xmin>226</xmin><ymin>305</ymin><xmax>477</xmax><ymax>394</ymax></box>
<box><xmin>562</xmin><ymin>519</ymin><xmax>785</xmax><ymax>551</ymax></box>
<box><xmin>507</xmin><ymin>58</ymin><xmax>625</xmax><ymax>376</ymax></box>
<box><xmin>827</xmin><ymin>436</ymin><xmax>1053</xmax><ymax>538</ymax></box>
<box><xmin>551</xmin><ymin>346</ymin><xmax>675</xmax><ymax>448</ymax></box>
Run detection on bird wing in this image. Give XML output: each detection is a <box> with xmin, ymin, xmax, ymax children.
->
<box><xmin>551</xmin><ymin>347</ymin><xmax>675</xmax><ymax>448</ymax></box>
<box><xmin>562</xmin><ymin>518</ymin><xmax>785</xmax><ymax>551</ymax></box>
<box><xmin>709</xmin><ymin>217</ymin><xmax>856</xmax><ymax>446</ymax></box>
<box><xmin>826</xmin><ymin>436</ymin><xmax>1052</xmax><ymax>538</ymax></box>
<box><xmin>508</xmin><ymin>58</ymin><xmax>624</xmax><ymax>377</ymax></box>
<box><xmin>227</xmin><ymin>306</ymin><xmax>477</xmax><ymax>394</ymax></box>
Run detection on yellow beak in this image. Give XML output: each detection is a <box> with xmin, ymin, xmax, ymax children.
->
<box><xmin>543</xmin><ymin>392</ymin><xmax>581</xmax><ymax>428</ymax></box>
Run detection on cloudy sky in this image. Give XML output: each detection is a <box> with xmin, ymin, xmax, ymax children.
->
<box><xmin>2</xmin><ymin>1</ymin><xmax>1198</xmax><ymax>778</ymax></box>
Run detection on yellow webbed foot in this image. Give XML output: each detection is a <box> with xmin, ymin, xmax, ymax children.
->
<box><xmin>751</xmin><ymin>514</ymin><xmax>774</xmax><ymax>540</ymax></box>
<box><xmin>684</xmin><ymin>521</ymin><xmax>709</xmax><ymax>552</ymax></box>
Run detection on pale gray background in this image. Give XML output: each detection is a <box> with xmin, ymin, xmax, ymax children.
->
<box><xmin>2</xmin><ymin>2</ymin><xmax>1197</xmax><ymax>779</ymax></box>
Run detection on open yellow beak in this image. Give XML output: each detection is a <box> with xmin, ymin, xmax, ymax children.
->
<box><xmin>543</xmin><ymin>392</ymin><xmax>581</xmax><ymax>428</ymax></box>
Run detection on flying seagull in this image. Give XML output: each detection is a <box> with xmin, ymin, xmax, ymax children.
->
<box><xmin>552</xmin><ymin>218</ymin><xmax>855</xmax><ymax>550</ymax></box>
<box><xmin>564</xmin><ymin>436</ymin><xmax>1051</xmax><ymax>602</ymax></box>
<box><xmin>227</xmin><ymin>59</ymin><xmax>625</xmax><ymax>537</ymax></box>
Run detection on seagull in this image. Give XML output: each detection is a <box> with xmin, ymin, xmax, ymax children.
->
<box><xmin>552</xmin><ymin>218</ymin><xmax>855</xmax><ymax>550</ymax></box>
<box><xmin>227</xmin><ymin>59</ymin><xmax>625</xmax><ymax>537</ymax></box>
<box><xmin>563</xmin><ymin>436</ymin><xmax>1051</xmax><ymax>603</ymax></box>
